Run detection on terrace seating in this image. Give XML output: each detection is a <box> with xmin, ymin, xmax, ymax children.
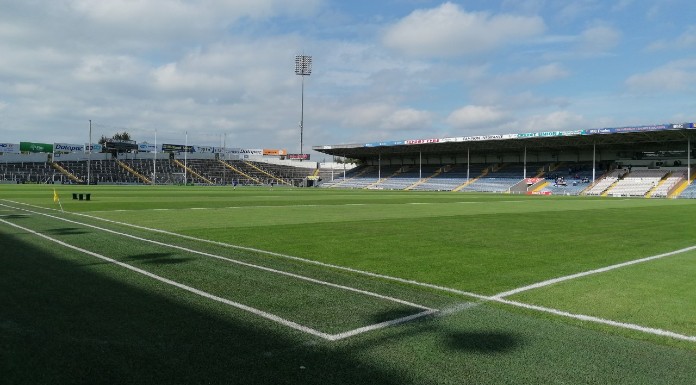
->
<box><xmin>584</xmin><ymin>169</ymin><xmax>626</xmax><ymax>196</ymax></box>
<box><xmin>0</xmin><ymin>162</ymin><xmax>61</xmax><ymax>183</ymax></box>
<box><xmin>677</xmin><ymin>180</ymin><xmax>696</xmax><ymax>199</ymax></box>
<box><xmin>605</xmin><ymin>169</ymin><xmax>667</xmax><ymax>197</ymax></box>
<box><xmin>650</xmin><ymin>170</ymin><xmax>686</xmax><ymax>198</ymax></box>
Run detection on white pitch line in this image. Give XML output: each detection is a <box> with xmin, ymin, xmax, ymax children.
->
<box><xmin>328</xmin><ymin>309</ymin><xmax>438</xmax><ymax>341</ymax></box>
<box><xmin>495</xmin><ymin>298</ymin><xmax>696</xmax><ymax>342</ymax></box>
<box><xmin>0</xmin><ymin>203</ymin><xmax>434</xmax><ymax>312</ymax></box>
<box><xmin>0</xmin><ymin>218</ymin><xmax>334</xmax><ymax>341</ymax></box>
<box><xmin>3</xmin><ymin>200</ymin><xmax>696</xmax><ymax>343</ymax></box>
<box><xmin>492</xmin><ymin>245</ymin><xmax>696</xmax><ymax>299</ymax></box>
<box><xmin>2</xmin><ymin>201</ymin><xmax>490</xmax><ymax>301</ymax></box>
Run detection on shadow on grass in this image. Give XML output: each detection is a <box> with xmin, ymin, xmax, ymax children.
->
<box><xmin>125</xmin><ymin>252</ymin><xmax>195</xmax><ymax>265</ymax></box>
<box><xmin>45</xmin><ymin>227</ymin><xmax>90</xmax><ymax>235</ymax></box>
<box><xmin>445</xmin><ymin>331</ymin><xmax>521</xmax><ymax>353</ymax></box>
<box><xmin>370</xmin><ymin>307</ymin><xmax>426</xmax><ymax>324</ymax></box>
<box><xmin>0</xmin><ymin>214</ymin><xmax>30</xmax><ymax>219</ymax></box>
<box><xmin>0</xmin><ymin>230</ymin><xmax>411</xmax><ymax>385</ymax></box>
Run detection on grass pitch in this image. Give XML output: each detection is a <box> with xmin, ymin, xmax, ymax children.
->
<box><xmin>1</xmin><ymin>185</ymin><xmax>695</xmax><ymax>384</ymax></box>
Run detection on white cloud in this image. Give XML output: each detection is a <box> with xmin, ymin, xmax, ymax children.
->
<box><xmin>625</xmin><ymin>59</ymin><xmax>696</xmax><ymax>93</ymax></box>
<box><xmin>646</xmin><ymin>26</ymin><xmax>696</xmax><ymax>52</ymax></box>
<box><xmin>495</xmin><ymin>63</ymin><xmax>570</xmax><ymax>85</ymax></box>
<box><xmin>577</xmin><ymin>25</ymin><xmax>621</xmax><ymax>53</ymax></box>
<box><xmin>382</xmin><ymin>2</ymin><xmax>544</xmax><ymax>57</ymax></box>
<box><xmin>514</xmin><ymin>110</ymin><xmax>586</xmax><ymax>131</ymax></box>
<box><xmin>380</xmin><ymin>109</ymin><xmax>432</xmax><ymax>131</ymax></box>
<box><xmin>446</xmin><ymin>105</ymin><xmax>508</xmax><ymax>130</ymax></box>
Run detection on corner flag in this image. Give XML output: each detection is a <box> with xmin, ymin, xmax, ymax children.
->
<box><xmin>53</xmin><ymin>189</ymin><xmax>64</xmax><ymax>212</ymax></box>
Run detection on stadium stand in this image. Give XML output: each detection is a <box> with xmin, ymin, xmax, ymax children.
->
<box><xmin>604</xmin><ymin>169</ymin><xmax>667</xmax><ymax>197</ymax></box>
<box><xmin>584</xmin><ymin>169</ymin><xmax>627</xmax><ymax>196</ymax></box>
<box><xmin>649</xmin><ymin>169</ymin><xmax>687</xmax><ymax>198</ymax></box>
<box><xmin>678</xmin><ymin>180</ymin><xmax>696</xmax><ymax>199</ymax></box>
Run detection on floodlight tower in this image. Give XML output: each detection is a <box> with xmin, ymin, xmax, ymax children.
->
<box><xmin>295</xmin><ymin>54</ymin><xmax>312</xmax><ymax>156</ymax></box>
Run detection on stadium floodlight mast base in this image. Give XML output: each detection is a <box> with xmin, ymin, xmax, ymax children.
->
<box><xmin>295</xmin><ymin>54</ymin><xmax>312</xmax><ymax>159</ymax></box>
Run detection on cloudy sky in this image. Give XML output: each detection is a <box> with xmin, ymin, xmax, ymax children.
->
<box><xmin>1</xmin><ymin>0</ymin><xmax>695</xmax><ymax>157</ymax></box>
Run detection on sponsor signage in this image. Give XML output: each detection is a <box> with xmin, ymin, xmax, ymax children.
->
<box><xmin>162</xmin><ymin>143</ymin><xmax>195</xmax><ymax>152</ymax></box>
<box><xmin>213</xmin><ymin>147</ymin><xmax>230</xmax><ymax>154</ymax></box>
<box><xmin>405</xmin><ymin>138</ymin><xmax>440</xmax><ymax>145</ymax></box>
<box><xmin>263</xmin><ymin>149</ymin><xmax>288</xmax><ymax>156</ymax></box>
<box><xmin>85</xmin><ymin>143</ymin><xmax>103</xmax><ymax>152</ymax></box>
<box><xmin>196</xmin><ymin>146</ymin><xmax>214</xmax><ymax>153</ymax></box>
<box><xmin>288</xmin><ymin>153</ymin><xmax>310</xmax><ymax>160</ymax></box>
<box><xmin>138</xmin><ymin>143</ymin><xmax>157</xmax><ymax>152</ymax></box>
<box><xmin>525</xmin><ymin>178</ymin><xmax>543</xmax><ymax>185</ymax></box>
<box><xmin>239</xmin><ymin>148</ymin><xmax>263</xmax><ymax>156</ymax></box>
<box><xmin>527</xmin><ymin>191</ymin><xmax>552</xmax><ymax>196</ymax></box>
<box><xmin>54</xmin><ymin>143</ymin><xmax>85</xmax><ymax>153</ymax></box>
<box><xmin>0</xmin><ymin>143</ymin><xmax>20</xmax><ymax>153</ymax></box>
<box><xmin>20</xmin><ymin>142</ymin><xmax>53</xmax><ymax>153</ymax></box>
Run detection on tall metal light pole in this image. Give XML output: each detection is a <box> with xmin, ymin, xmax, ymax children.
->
<box><xmin>88</xmin><ymin>119</ymin><xmax>92</xmax><ymax>185</ymax></box>
<box><xmin>295</xmin><ymin>54</ymin><xmax>312</xmax><ymax>156</ymax></box>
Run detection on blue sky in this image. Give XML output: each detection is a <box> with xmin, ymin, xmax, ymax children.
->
<box><xmin>1</xmin><ymin>0</ymin><xmax>695</xmax><ymax>158</ymax></box>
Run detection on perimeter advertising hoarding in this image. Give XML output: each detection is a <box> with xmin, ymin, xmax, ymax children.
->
<box><xmin>85</xmin><ymin>143</ymin><xmax>103</xmax><ymax>152</ymax></box>
<box><xmin>239</xmin><ymin>149</ymin><xmax>263</xmax><ymax>156</ymax></box>
<box><xmin>138</xmin><ymin>143</ymin><xmax>157</xmax><ymax>152</ymax></box>
<box><xmin>263</xmin><ymin>149</ymin><xmax>288</xmax><ymax>156</ymax></box>
<box><xmin>54</xmin><ymin>143</ymin><xmax>85</xmax><ymax>153</ymax></box>
<box><xmin>162</xmin><ymin>143</ymin><xmax>195</xmax><ymax>152</ymax></box>
<box><xmin>0</xmin><ymin>143</ymin><xmax>20</xmax><ymax>153</ymax></box>
<box><xmin>288</xmin><ymin>153</ymin><xmax>310</xmax><ymax>160</ymax></box>
<box><xmin>20</xmin><ymin>142</ymin><xmax>53</xmax><ymax>153</ymax></box>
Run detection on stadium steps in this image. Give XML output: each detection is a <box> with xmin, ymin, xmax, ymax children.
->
<box><xmin>329</xmin><ymin>166</ymin><xmax>374</xmax><ymax>188</ymax></box>
<box><xmin>242</xmin><ymin>161</ymin><xmax>291</xmax><ymax>186</ymax></box>
<box><xmin>405</xmin><ymin>167</ymin><xmax>443</xmax><ymax>191</ymax></box>
<box><xmin>50</xmin><ymin>162</ymin><xmax>82</xmax><ymax>183</ymax></box>
<box><xmin>646</xmin><ymin>174</ymin><xmax>671</xmax><ymax>198</ymax></box>
<box><xmin>671</xmin><ymin>172</ymin><xmax>696</xmax><ymax>198</ymax></box>
<box><xmin>452</xmin><ymin>167</ymin><xmax>489</xmax><ymax>192</ymax></box>
<box><xmin>532</xmin><ymin>181</ymin><xmax>549</xmax><ymax>192</ymax></box>
<box><xmin>365</xmin><ymin>168</ymin><xmax>401</xmax><ymax>189</ymax></box>
<box><xmin>218</xmin><ymin>160</ymin><xmax>263</xmax><ymax>185</ymax></box>
<box><xmin>116</xmin><ymin>159</ymin><xmax>151</xmax><ymax>184</ymax></box>
<box><xmin>173</xmin><ymin>159</ymin><xmax>214</xmax><ymax>184</ymax></box>
<box><xmin>601</xmin><ymin>178</ymin><xmax>622</xmax><ymax>197</ymax></box>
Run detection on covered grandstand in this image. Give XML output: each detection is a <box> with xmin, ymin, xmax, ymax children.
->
<box><xmin>313</xmin><ymin>122</ymin><xmax>696</xmax><ymax>198</ymax></box>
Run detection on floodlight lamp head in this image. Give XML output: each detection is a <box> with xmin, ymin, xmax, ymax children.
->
<box><xmin>295</xmin><ymin>55</ymin><xmax>312</xmax><ymax>76</ymax></box>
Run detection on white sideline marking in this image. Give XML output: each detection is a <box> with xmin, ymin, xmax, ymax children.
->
<box><xmin>0</xmin><ymin>203</ymin><xmax>434</xmax><ymax>312</ymax></box>
<box><xmin>495</xmin><ymin>298</ymin><xmax>696</xmax><ymax>342</ymax></box>
<box><xmin>0</xmin><ymin>218</ymin><xmax>334</xmax><ymax>341</ymax></box>
<box><xmin>3</xmin><ymin>200</ymin><xmax>696</xmax><ymax>343</ymax></box>
<box><xmin>492</xmin><ymin>245</ymin><xmax>696</xmax><ymax>299</ymax></box>
<box><xmin>329</xmin><ymin>309</ymin><xmax>438</xmax><ymax>341</ymax></box>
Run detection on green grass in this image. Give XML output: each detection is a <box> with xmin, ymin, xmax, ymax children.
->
<box><xmin>1</xmin><ymin>185</ymin><xmax>695</xmax><ymax>384</ymax></box>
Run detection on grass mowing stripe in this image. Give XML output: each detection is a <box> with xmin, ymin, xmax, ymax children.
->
<box><xmin>492</xmin><ymin>243</ymin><xmax>696</xmax><ymax>299</ymax></box>
<box><xmin>0</xmin><ymin>218</ymin><xmax>334</xmax><ymax>341</ymax></box>
<box><xmin>1</xmin><ymin>200</ymin><xmax>491</xmax><ymax>300</ymax></box>
<box><xmin>0</xmin><ymin>203</ymin><xmax>435</xmax><ymax>312</ymax></box>
<box><xmin>4</xmin><ymin>199</ymin><xmax>695</xmax><ymax>344</ymax></box>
